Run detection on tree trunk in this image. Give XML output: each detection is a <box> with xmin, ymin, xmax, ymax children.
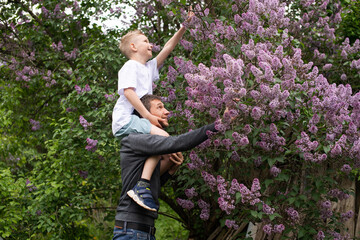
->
<box><xmin>332</xmin><ymin>178</ymin><xmax>356</xmax><ymax>238</ymax></box>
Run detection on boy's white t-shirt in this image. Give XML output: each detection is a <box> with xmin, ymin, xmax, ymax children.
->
<box><xmin>112</xmin><ymin>59</ymin><xmax>159</xmax><ymax>135</ymax></box>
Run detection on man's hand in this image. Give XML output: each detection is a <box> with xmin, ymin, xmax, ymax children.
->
<box><xmin>168</xmin><ymin>152</ymin><xmax>184</xmax><ymax>175</ymax></box>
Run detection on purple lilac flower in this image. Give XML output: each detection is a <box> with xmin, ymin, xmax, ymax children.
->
<box><xmin>328</xmin><ymin>189</ymin><xmax>350</xmax><ymax>200</ymax></box>
<box><xmin>225</xmin><ymin>219</ymin><xmax>239</xmax><ymax>229</ymax></box>
<box><xmin>341</xmin><ymin>164</ymin><xmax>352</xmax><ymax>174</ymax></box>
<box><xmin>286</xmin><ymin>207</ymin><xmax>299</xmax><ymax>222</ymax></box>
<box><xmin>263</xmin><ymin>224</ymin><xmax>272</xmax><ymax>234</ymax></box>
<box><xmin>150</xmin><ymin>43</ymin><xmax>160</xmax><ymax>52</ymax></box>
<box><xmin>330</xmin><ymin>144</ymin><xmax>342</xmax><ymax>156</ymax></box>
<box><xmin>75</xmin><ymin>85</ymin><xmax>82</xmax><ymax>94</ymax></box>
<box><xmin>202</xmin><ymin>171</ymin><xmax>217</xmax><ymax>191</ymax></box>
<box><xmin>180</xmin><ymin>39</ymin><xmax>193</xmax><ymax>52</ymax></box>
<box><xmin>218</xmin><ymin>197</ymin><xmax>235</xmax><ymax>214</ymax></box>
<box><xmin>26</xmin><ymin>179</ymin><xmax>37</xmax><ymax>192</ymax></box>
<box><xmin>85</xmin><ymin>138</ymin><xmax>98</xmax><ymax>152</ymax></box>
<box><xmin>262</xmin><ymin>203</ymin><xmax>275</xmax><ymax>215</ymax></box>
<box><xmin>29</xmin><ymin>119</ymin><xmax>41</xmax><ymax>131</ymax></box>
<box><xmin>341</xmin><ymin>210</ymin><xmax>354</xmax><ymax>222</ymax></box>
<box><xmin>341</xmin><ymin>74</ymin><xmax>347</xmax><ymax>81</ymax></box>
<box><xmin>316</xmin><ymin>231</ymin><xmax>325</xmax><ymax>240</ymax></box>
<box><xmin>322</xmin><ymin>64</ymin><xmax>332</xmax><ymax>70</ymax></box>
<box><xmin>254</xmin><ymin>156</ymin><xmax>262</xmax><ymax>167</ymax></box>
<box><xmin>83</xmin><ymin>84</ymin><xmax>91</xmax><ymax>92</ymax></box>
<box><xmin>321</xmin><ymin>200</ymin><xmax>331</xmax><ymax>209</ymax></box>
<box><xmin>251</xmin><ymin>178</ymin><xmax>261</xmax><ymax>192</ymax></box>
<box><xmin>200</xmin><ymin>208</ymin><xmax>210</xmax><ymax>220</ymax></box>
<box><xmin>273</xmin><ymin>224</ymin><xmax>285</xmax><ymax>233</ymax></box>
<box><xmin>79</xmin><ymin>115</ymin><xmax>92</xmax><ymax>130</ymax></box>
<box><xmin>78</xmin><ymin>170</ymin><xmax>88</xmax><ymax>179</ymax></box>
<box><xmin>176</xmin><ymin>198</ymin><xmax>194</xmax><ymax>210</ymax></box>
<box><xmin>185</xmin><ymin>187</ymin><xmax>198</xmax><ymax>199</ymax></box>
<box><xmin>251</xmin><ymin>106</ymin><xmax>265</xmax><ymax>120</ymax></box>
<box><xmin>270</xmin><ymin>166</ymin><xmax>281</xmax><ymax>177</ymax></box>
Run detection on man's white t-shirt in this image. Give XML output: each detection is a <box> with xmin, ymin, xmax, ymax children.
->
<box><xmin>112</xmin><ymin>59</ymin><xmax>159</xmax><ymax>135</ymax></box>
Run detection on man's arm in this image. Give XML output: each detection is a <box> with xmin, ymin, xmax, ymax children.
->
<box><xmin>121</xmin><ymin>123</ymin><xmax>216</xmax><ymax>156</ymax></box>
<box><xmin>124</xmin><ymin>88</ymin><xmax>164</xmax><ymax>128</ymax></box>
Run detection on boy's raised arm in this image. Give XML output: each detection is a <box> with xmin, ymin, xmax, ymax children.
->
<box><xmin>156</xmin><ymin>8</ymin><xmax>194</xmax><ymax>68</ymax></box>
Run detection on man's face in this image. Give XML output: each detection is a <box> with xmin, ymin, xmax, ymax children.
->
<box><xmin>149</xmin><ymin>99</ymin><xmax>170</xmax><ymax>128</ymax></box>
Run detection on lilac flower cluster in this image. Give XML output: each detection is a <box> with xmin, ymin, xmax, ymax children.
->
<box><xmin>41</xmin><ymin>4</ymin><xmax>68</xmax><ymax>20</ymax></box>
<box><xmin>75</xmin><ymin>84</ymin><xmax>91</xmax><ymax>94</ymax></box>
<box><xmin>295</xmin><ymin>132</ymin><xmax>328</xmax><ymax>163</ymax></box>
<box><xmin>263</xmin><ymin>223</ymin><xmax>285</xmax><ymax>235</ymax></box>
<box><xmin>201</xmin><ymin>171</ymin><xmax>217</xmax><ymax>192</ymax></box>
<box><xmin>232</xmin><ymin>131</ymin><xmax>249</xmax><ymax>147</ymax></box>
<box><xmin>51</xmin><ymin>41</ymin><xmax>64</xmax><ymax>51</ymax></box>
<box><xmin>187</xmin><ymin>151</ymin><xmax>206</xmax><ymax>170</ymax></box>
<box><xmin>285</xmin><ymin>207</ymin><xmax>300</xmax><ymax>225</ymax></box>
<box><xmin>341</xmin><ymin>210</ymin><xmax>354</xmax><ymax>222</ymax></box>
<box><xmin>85</xmin><ymin>138</ymin><xmax>98</xmax><ymax>152</ymax></box>
<box><xmin>256</xmin><ymin>123</ymin><xmax>286</xmax><ymax>152</ymax></box>
<box><xmin>79</xmin><ymin>115</ymin><xmax>92</xmax><ymax>130</ymax></box>
<box><xmin>64</xmin><ymin>48</ymin><xmax>78</xmax><ymax>60</ymax></box>
<box><xmin>319</xmin><ymin>200</ymin><xmax>333</xmax><ymax>220</ymax></box>
<box><xmin>270</xmin><ymin>166</ymin><xmax>281</xmax><ymax>177</ymax></box>
<box><xmin>185</xmin><ymin>187</ymin><xmax>198</xmax><ymax>199</ymax></box>
<box><xmin>26</xmin><ymin>179</ymin><xmax>37</xmax><ymax>192</ymax></box>
<box><xmin>341</xmin><ymin>164</ymin><xmax>352</xmax><ymax>174</ymax></box>
<box><xmin>237</xmin><ymin>178</ymin><xmax>261</xmax><ymax>205</ymax></box>
<box><xmin>29</xmin><ymin>119</ymin><xmax>41</xmax><ymax>131</ymax></box>
<box><xmin>225</xmin><ymin>219</ymin><xmax>239</xmax><ymax>230</ymax></box>
<box><xmin>217</xmin><ymin>176</ymin><xmax>235</xmax><ymax>214</ymax></box>
<box><xmin>316</xmin><ymin>231</ymin><xmax>325</xmax><ymax>240</ymax></box>
<box><xmin>328</xmin><ymin>189</ymin><xmax>350</xmax><ymax>201</ymax></box>
<box><xmin>104</xmin><ymin>93</ymin><xmax>115</xmax><ymax>101</ymax></box>
<box><xmin>176</xmin><ymin>198</ymin><xmax>194</xmax><ymax>210</ymax></box>
<box><xmin>180</xmin><ymin>39</ymin><xmax>193</xmax><ymax>52</ymax></box>
<box><xmin>262</xmin><ymin>203</ymin><xmax>275</xmax><ymax>215</ymax></box>
<box><xmin>157</xmin><ymin>0</ymin><xmax>174</xmax><ymax>6</ymax></box>
<box><xmin>198</xmin><ymin>199</ymin><xmax>210</xmax><ymax>220</ymax></box>
<box><xmin>78</xmin><ymin>170</ymin><xmax>88</xmax><ymax>179</ymax></box>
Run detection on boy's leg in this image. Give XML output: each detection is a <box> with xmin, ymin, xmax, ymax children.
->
<box><xmin>127</xmin><ymin>125</ymin><xmax>169</xmax><ymax>211</ymax></box>
<box><xmin>127</xmin><ymin>155</ymin><xmax>161</xmax><ymax>212</ymax></box>
<box><xmin>150</xmin><ymin>124</ymin><xmax>169</xmax><ymax>137</ymax></box>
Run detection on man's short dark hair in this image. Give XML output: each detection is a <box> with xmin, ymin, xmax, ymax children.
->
<box><xmin>133</xmin><ymin>94</ymin><xmax>162</xmax><ymax>118</ymax></box>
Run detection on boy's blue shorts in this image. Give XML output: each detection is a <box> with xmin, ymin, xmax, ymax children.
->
<box><xmin>115</xmin><ymin>115</ymin><xmax>151</xmax><ymax>138</ymax></box>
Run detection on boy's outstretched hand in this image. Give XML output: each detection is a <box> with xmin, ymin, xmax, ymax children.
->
<box><xmin>186</xmin><ymin>6</ymin><xmax>195</xmax><ymax>23</ymax></box>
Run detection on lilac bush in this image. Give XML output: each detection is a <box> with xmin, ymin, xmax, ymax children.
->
<box><xmin>150</xmin><ymin>0</ymin><xmax>360</xmax><ymax>238</ymax></box>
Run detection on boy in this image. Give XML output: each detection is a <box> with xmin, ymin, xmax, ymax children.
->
<box><xmin>112</xmin><ymin>10</ymin><xmax>194</xmax><ymax>212</ymax></box>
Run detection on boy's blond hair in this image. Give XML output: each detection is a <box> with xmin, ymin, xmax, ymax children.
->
<box><xmin>119</xmin><ymin>30</ymin><xmax>145</xmax><ymax>59</ymax></box>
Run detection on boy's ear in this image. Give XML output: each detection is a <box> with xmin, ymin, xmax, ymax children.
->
<box><xmin>130</xmin><ymin>43</ymin><xmax>137</xmax><ymax>52</ymax></box>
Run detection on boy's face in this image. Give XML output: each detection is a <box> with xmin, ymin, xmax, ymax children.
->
<box><xmin>149</xmin><ymin>99</ymin><xmax>170</xmax><ymax>128</ymax></box>
<box><xmin>132</xmin><ymin>34</ymin><xmax>153</xmax><ymax>60</ymax></box>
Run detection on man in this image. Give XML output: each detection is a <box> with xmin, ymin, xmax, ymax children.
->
<box><xmin>113</xmin><ymin>94</ymin><xmax>217</xmax><ymax>240</ymax></box>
